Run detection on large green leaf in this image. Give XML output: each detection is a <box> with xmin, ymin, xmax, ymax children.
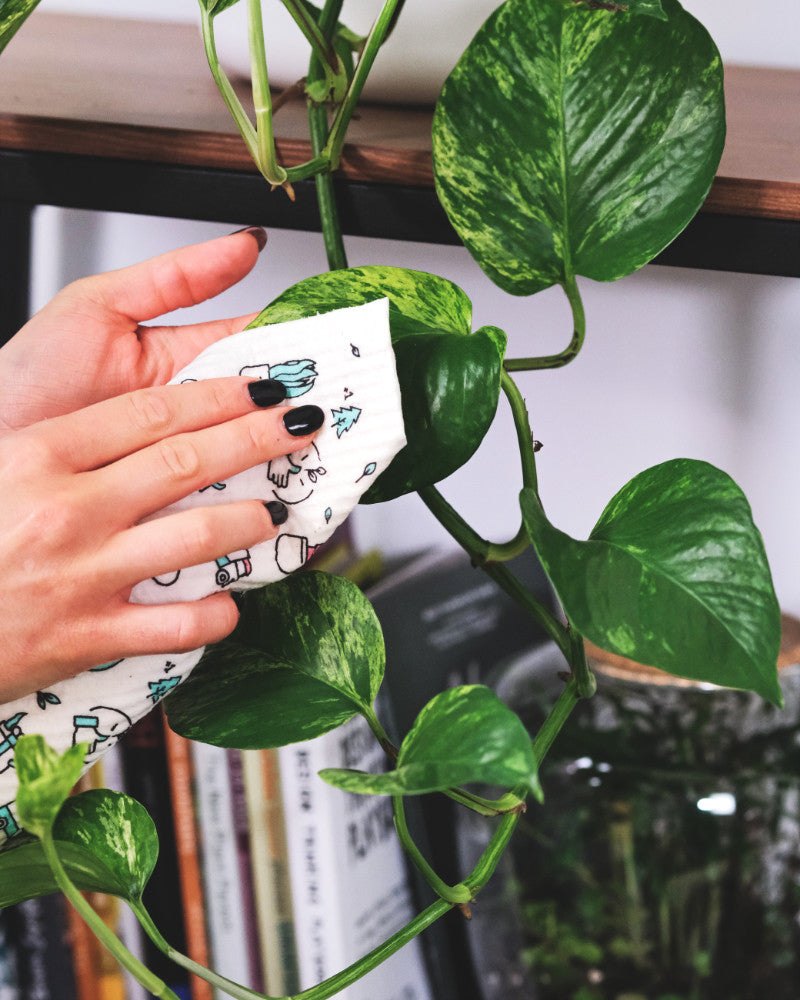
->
<box><xmin>0</xmin><ymin>789</ymin><xmax>157</xmax><ymax>907</ymax></box>
<box><xmin>166</xmin><ymin>572</ymin><xmax>385</xmax><ymax>748</ymax></box>
<box><xmin>432</xmin><ymin>0</ymin><xmax>725</xmax><ymax>295</ymax></box>
<box><xmin>520</xmin><ymin>459</ymin><xmax>782</xmax><ymax>705</ymax></box>
<box><xmin>251</xmin><ymin>266</ymin><xmax>506</xmax><ymax>500</ymax></box>
<box><xmin>321</xmin><ymin>685</ymin><xmax>541</xmax><ymax>799</ymax></box>
<box><xmin>0</xmin><ymin>0</ymin><xmax>42</xmax><ymax>56</ymax></box>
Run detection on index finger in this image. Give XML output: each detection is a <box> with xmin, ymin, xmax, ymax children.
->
<box><xmin>35</xmin><ymin>377</ymin><xmax>278</xmax><ymax>472</ymax></box>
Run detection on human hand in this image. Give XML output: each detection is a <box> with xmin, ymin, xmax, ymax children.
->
<box><xmin>0</xmin><ymin>376</ymin><xmax>324</xmax><ymax>703</ymax></box>
<box><xmin>0</xmin><ymin>227</ymin><xmax>267</xmax><ymax>431</ymax></box>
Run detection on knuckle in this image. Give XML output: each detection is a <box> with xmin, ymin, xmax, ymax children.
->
<box><xmin>127</xmin><ymin>387</ymin><xmax>175</xmax><ymax>435</ymax></box>
<box><xmin>154</xmin><ymin>436</ymin><xmax>202</xmax><ymax>484</ymax></box>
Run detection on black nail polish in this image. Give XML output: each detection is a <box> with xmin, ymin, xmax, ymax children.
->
<box><xmin>248</xmin><ymin>379</ymin><xmax>287</xmax><ymax>408</ymax></box>
<box><xmin>283</xmin><ymin>405</ymin><xmax>324</xmax><ymax>437</ymax></box>
<box><xmin>264</xmin><ymin>500</ymin><xmax>289</xmax><ymax>526</ymax></box>
<box><xmin>230</xmin><ymin>226</ymin><xmax>267</xmax><ymax>252</ymax></box>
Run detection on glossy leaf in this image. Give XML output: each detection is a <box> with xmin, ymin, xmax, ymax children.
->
<box><xmin>0</xmin><ymin>0</ymin><xmax>41</xmax><ymax>56</ymax></box>
<box><xmin>166</xmin><ymin>572</ymin><xmax>385</xmax><ymax>748</ymax></box>
<box><xmin>520</xmin><ymin>459</ymin><xmax>782</xmax><ymax>705</ymax></box>
<box><xmin>432</xmin><ymin>0</ymin><xmax>724</xmax><ymax>295</ymax></box>
<box><xmin>626</xmin><ymin>0</ymin><xmax>667</xmax><ymax>18</ymax></box>
<box><xmin>321</xmin><ymin>685</ymin><xmax>541</xmax><ymax>798</ymax></box>
<box><xmin>15</xmin><ymin>736</ymin><xmax>87</xmax><ymax>839</ymax></box>
<box><xmin>0</xmin><ymin>789</ymin><xmax>157</xmax><ymax>907</ymax></box>
<box><xmin>251</xmin><ymin>266</ymin><xmax>505</xmax><ymax>500</ymax></box>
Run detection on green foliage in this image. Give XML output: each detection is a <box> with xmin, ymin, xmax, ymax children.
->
<box><xmin>0</xmin><ymin>790</ymin><xmax>158</xmax><ymax>907</ymax></box>
<box><xmin>15</xmin><ymin>736</ymin><xmax>87</xmax><ymax>839</ymax></box>
<box><xmin>251</xmin><ymin>266</ymin><xmax>506</xmax><ymax>500</ymax></box>
<box><xmin>520</xmin><ymin>459</ymin><xmax>782</xmax><ymax>704</ymax></box>
<box><xmin>432</xmin><ymin>0</ymin><xmax>725</xmax><ymax>295</ymax></box>
<box><xmin>166</xmin><ymin>572</ymin><xmax>385</xmax><ymax>748</ymax></box>
<box><xmin>321</xmin><ymin>685</ymin><xmax>541</xmax><ymax>799</ymax></box>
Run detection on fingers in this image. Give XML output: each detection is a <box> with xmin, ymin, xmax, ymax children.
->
<box><xmin>100</xmin><ymin>498</ymin><xmax>282</xmax><ymax>591</ymax></box>
<box><xmin>69</xmin><ymin>227</ymin><xmax>267</xmax><ymax>323</ymax></box>
<box><xmin>40</xmin><ymin>377</ymin><xmax>277</xmax><ymax>471</ymax></box>
<box><xmin>89</xmin><ymin>402</ymin><xmax>323</xmax><ymax>525</ymax></box>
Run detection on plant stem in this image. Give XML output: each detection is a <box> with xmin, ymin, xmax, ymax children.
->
<box><xmin>504</xmin><ymin>272</ymin><xmax>586</xmax><ymax>371</ymax></box>
<box><xmin>307</xmin><ymin>0</ymin><xmax>347</xmax><ymax>270</ymax></box>
<box><xmin>418</xmin><ymin>484</ymin><xmax>570</xmax><ymax>656</ymax></box>
<box><xmin>199</xmin><ymin>6</ymin><xmax>259</xmax><ymax>162</ymax></box>
<box><xmin>501</xmin><ymin>369</ymin><xmax>539</xmax><ymax>493</ymax></box>
<box><xmin>392</xmin><ymin>795</ymin><xmax>472</xmax><ymax>904</ymax></box>
<box><xmin>40</xmin><ymin>833</ymin><xmax>180</xmax><ymax>1000</ymax></box>
<box><xmin>247</xmin><ymin>0</ymin><xmax>288</xmax><ymax>186</ymax></box>
<box><xmin>279</xmin><ymin>0</ymin><xmax>340</xmax><ymax>73</ymax></box>
<box><xmin>530</xmin><ymin>675</ymin><xmax>582</xmax><ymax>765</ymax></box>
<box><xmin>322</xmin><ymin>0</ymin><xmax>403</xmax><ymax>169</ymax></box>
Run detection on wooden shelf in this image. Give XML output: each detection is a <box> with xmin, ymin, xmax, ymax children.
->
<box><xmin>0</xmin><ymin>13</ymin><xmax>798</xmax><ymax>221</ymax></box>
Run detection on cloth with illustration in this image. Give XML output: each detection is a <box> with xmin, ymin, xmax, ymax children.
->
<box><xmin>0</xmin><ymin>298</ymin><xmax>405</xmax><ymax>843</ymax></box>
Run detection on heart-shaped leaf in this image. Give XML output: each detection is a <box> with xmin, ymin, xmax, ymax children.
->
<box><xmin>251</xmin><ymin>267</ymin><xmax>506</xmax><ymax>500</ymax></box>
<box><xmin>432</xmin><ymin>0</ymin><xmax>724</xmax><ymax>295</ymax></box>
<box><xmin>0</xmin><ymin>789</ymin><xmax>157</xmax><ymax>907</ymax></box>
<box><xmin>321</xmin><ymin>685</ymin><xmax>541</xmax><ymax>799</ymax></box>
<box><xmin>520</xmin><ymin>459</ymin><xmax>782</xmax><ymax>705</ymax></box>
<box><xmin>166</xmin><ymin>572</ymin><xmax>385</xmax><ymax>748</ymax></box>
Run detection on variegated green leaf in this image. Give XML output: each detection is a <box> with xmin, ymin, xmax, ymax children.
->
<box><xmin>166</xmin><ymin>572</ymin><xmax>385</xmax><ymax>748</ymax></box>
<box><xmin>250</xmin><ymin>265</ymin><xmax>473</xmax><ymax>339</ymax></box>
<box><xmin>520</xmin><ymin>459</ymin><xmax>782</xmax><ymax>705</ymax></box>
<box><xmin>0</xmin><ymin>789</ymin><xmax>157</xmax><ymax>907</ymax></box>
<box><xmin>432</xmin><ymin>0</ymin><xmax>724</xmax><ymax>295</ymax></box>
<box><xmin>321</xmin><ymin>685</ymin><xmax>541</xmax><ymax>799</ymax></box>
<box><xmin>251</xmin><ymin>267</ymin><xmax>505</xmax><ymax>500</ymax></box>
<box><xmin>15</xmin><ymin>736</ymin><xmax>87</xmax><ymax>839</ymax></box>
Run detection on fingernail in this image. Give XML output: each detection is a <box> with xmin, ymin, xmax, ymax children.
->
<box><xmin>230</xmin><ymin>226</ymin><xmax>267</xmax><ymax>252</ymax></box>
<box><xmin>264</xmin><ymin>500</ymin><xmax>288</xmax><ymax>526</ymax></box>
<box><xmin>248</xmin><ymin>378</ymin><xmax>287</xmax><ymax>408</ymax></box>
<box><xmin>283</xmin><ymin>405</ymin><xmax>324</xmax><ymax>437</ymax></box>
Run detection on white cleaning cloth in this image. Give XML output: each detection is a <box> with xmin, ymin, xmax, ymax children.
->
<box><xmin>0</xmin><ymin>298</ymin><xmax>405</xmax><ymax>843</ymax></box>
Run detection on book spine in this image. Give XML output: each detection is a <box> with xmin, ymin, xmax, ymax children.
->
<box><xmin>0</xmin><ymin>908</ymin><xmax>17</xmax><ymax>1000</ymax></box>
<box><xmin>226</xmin><ymin>750</ymin><xmax>263</xmax><ymax>993</ymax></box>
<box><xmin>278</xmin><ymin>734</ymin><xmax>345</xmax><ymax>993</ymax></box>
<box><xmin>163</xmin><ymin>722</ymin><xmax>214</xmax><ymax>1000</ymax></box>
<box><xmin>7</xmin><ymin>894</ymin><xmax>78</xmax><ymax>1000</ymax></box>
<box><xmin>120</xmin><ymin>709</ymin><xmax>191</xmax><ymax>1000</ymax></box>
<box><xmin>240</xmin><ymin>749</ymin><xmax>299</xmax><ymax>996</ymax></box>
<box><xmin>190</xmin><ymin>740</ymin><xmax>252</xmax><ymax>995</ymax></box>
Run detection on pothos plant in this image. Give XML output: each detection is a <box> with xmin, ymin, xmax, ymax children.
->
<box><xmin>0</xmin><ymin>1</ymin><xmax>784</xmax><ymax>999</ymax></box>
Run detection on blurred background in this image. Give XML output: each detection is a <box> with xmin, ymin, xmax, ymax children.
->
<box><xmin>24</xmin><ymin>0</ymin><xmax>800</xmax><ymax>613</ymax></box>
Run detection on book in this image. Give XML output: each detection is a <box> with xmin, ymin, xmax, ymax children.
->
<box><xmin>0</xmin><ymin>908</ymin><xmax>17</xmax><ymax>1000</ymax></box>
<box><xmin>163</xmin><ymin>723</ymin><xmax>214</xmax><ymax>1000</ymax></box>
<box><xmin>226</xmin><ymin>750</ymin><xmax>263</xmax><ymax>992</ymax></box>
<box><xmin>190</xmin><ymin>741</ymin><xmax>257</xmax><ymax>997</ymax></box>
<box><xmin>120</xmin><ymin>709</ymin><xmax>192</xmax><ymax>1000</ymax></box>
<box><xmin>279</xmin><ymin>710</ymin><xmax>433</xmax><ymax>1000</ymax></box>
<box><xmin>6</xmin><ymin>894</ymin><xmax>78</xmax><ymax>1000</ymax></box>
<box><xmin>240</xmin><ymin>749</ymin><xmax>299</xmax><ymax>996</ymax></box>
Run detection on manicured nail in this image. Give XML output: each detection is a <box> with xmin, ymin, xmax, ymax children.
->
<box><xmin>264</xmin><ymin>500</ymin><xmax>288</xmax><ymax>526</ymax></box>
<box><xmin>283</xmin><ymin>405</ymin><xmax>324</xmax><ymax>437</ymax></box>
<box><xmin>230</xmin><ymin>226</ymin><xmax>267</xmax><ymax>252</ymax></box>
<box><xmin>248</xmin><ymin>378</ymin><xmax>287</xmax><ymax>408</ymax></box>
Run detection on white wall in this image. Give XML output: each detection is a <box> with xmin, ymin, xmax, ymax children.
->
<box><xmin>25</xmin><ymin>1</ymin><xmax>800</xmax><ymax>614</ymax></box>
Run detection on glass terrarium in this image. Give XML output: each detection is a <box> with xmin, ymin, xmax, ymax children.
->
<box><xmin>456</xmin><ymin>627</ymin><xmax>800</xmax><ymax>1000</ymax></box>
